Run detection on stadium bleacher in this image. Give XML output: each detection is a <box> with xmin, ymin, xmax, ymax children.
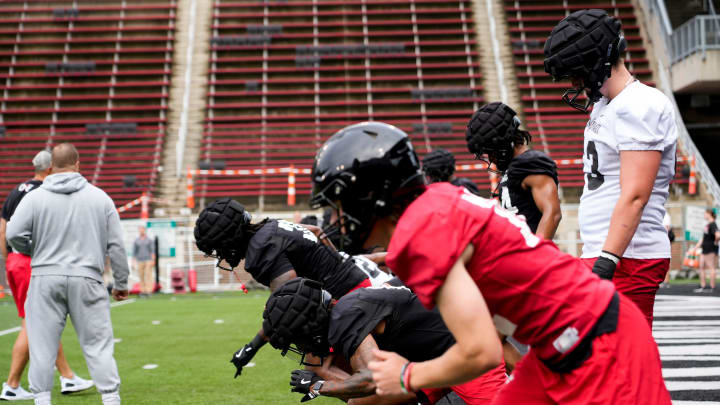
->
<box><xmin>0</xmin><ymin>0</ymin><xmax>175</xmax><ymax>218</ymax></box>
<box><xmin>198</xmin><ymin>0</ymin><xmax>488</xmax><ymax>202</ymax></box>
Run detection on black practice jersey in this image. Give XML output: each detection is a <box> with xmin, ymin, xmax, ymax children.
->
<box><xmin>450</xmin><ymin>177</ymin><xmax>481</xmax><ymax>196</ymax></box>
<box><xmin>328</xmin><ymin>286</ymin><xmax>455</xmax><ymax>362</ymax></box>
<box><xmin>244</xmin><ymin>219</ymin><xmax>368</xmax><ymax>297</ymax></box>
<box><xmin>1</xmin><ymin>179</ymin><xmax>42</xmax><ymax>251</ymax></box>
<box><xmin>498</xmin><ymin>150</ymin><xmax>558</xmax><ymax>232</ymax></box>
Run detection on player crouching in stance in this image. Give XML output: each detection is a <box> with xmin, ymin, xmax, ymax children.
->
<box><xmin>311</xmin><ymin>122</ymin><xmax>670</xmax><ymax>404</ymax></box>
<box><xmin>466</xmin><ymin>102</ymin><xmax>561</xmax><ymax>240</ymax></box>
<box><xmin>262</xmin><ymin>277</ymin><xmax>506</xmax><ymax>404</ymax></box>
<box><xmin>193</xmin><ymin>198</ymin><xmax>392</xmax><ymax>377</ymax></box>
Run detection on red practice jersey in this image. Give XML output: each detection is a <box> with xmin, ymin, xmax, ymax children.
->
<box><xmin>387</xmin><ymin>183</ymin><xmax>616</xmax><ymax>363</ymax></box>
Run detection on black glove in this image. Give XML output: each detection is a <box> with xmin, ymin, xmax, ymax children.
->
<box><xmin>592</xmin><ymin>252</ymin><xmax>619</xmax><ymax>280</ymax></box>
<box><xmin>290</xmin><ymin>369</ymin><xmax>323</xmax><ymax>402</ymax></box>
<box><xmin>230</xmin><ymin>343</ymin><xmax>257</xmax><ymax>378</ymax></box>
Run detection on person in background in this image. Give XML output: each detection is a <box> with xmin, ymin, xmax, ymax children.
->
<box><xmin>694</xmin><ymin>209</ymin><xmax>719</xmax><ymax>293</ymax></box>
<box><xmin>0</xmin><ymin>150</ymin><xmax>93</xmax><ymax>401</ymax></box>
<box><xmin>132</xmin><ymin>226</ymin><xmax>156</xmax><ymax>297</ymax></box>
<box><xmin>6</xmin><ymin>143</ymin><xmax>129</xmax><ymax>405</ymax></box>
<box><xmin>421</xmin><ymin>148</ymin><xmax>481</xmax><ymax>196</ymax></box>
<box><xmin>466</xmin><ymin>102</ymin><xmax>561</xmax><ymax>240</ymax></box>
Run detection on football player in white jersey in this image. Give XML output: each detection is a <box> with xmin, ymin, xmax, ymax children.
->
<box><xmin>544</xmin><ymin>9</ymin><xmax>678</xmax><ymax>324</ymax></box>
<box><xmin>466</xmin><ymin>102</ymin><xmax>562</xmax><ymax>240</ymax></box>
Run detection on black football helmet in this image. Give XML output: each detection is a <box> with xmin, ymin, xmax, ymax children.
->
<box><xmin>543</xmin><ymin>9</ymin><xmax>626</xmax><ymax>112</ymax></box>
<box><xmin>262</xmin><ymin>278</ymin><xmax>333</xmax><ymax>365</ymax></box>
<box><xmin>194</xmin><ymin>197</ymin><xmax>252</xmax><ymax>270</ymax></box>
<box><xmin>310</xmin><ymin>122</ymin><xmax>425</xmax><ymax>254</ymax></box>
<box><xmin>422</xmin><ymin>149</ymin><xmax>456</xmax><ymax>183</ymax></box>
<box><xmin>466</xmin><ymin>102</ymin><xmax>530</xmax><ymax>172</ymax></box>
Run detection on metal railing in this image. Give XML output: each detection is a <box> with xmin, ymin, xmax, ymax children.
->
<box><xmin>641</xmin><ymin>0</ymin><xmax>720</xmax><ymax>206</ymax></box>
<box><xmin>671</xmin><ymin>15</ymin><xmax>720</xmax><ymax>63</ymax></box>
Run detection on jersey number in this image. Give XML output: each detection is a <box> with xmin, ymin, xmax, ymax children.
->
<box><xmin>585</xmin><ymin>141</ymin><xmax>604</xmax><ymax>190</ymax></box>
<box><xmin>461</xmin><ymin>191</ymin><xmax>539</xmax><ymax>248</ymax></box>
<box><xmin>277</xmin><ymin>220</ymin><xmax>318</xmax><ymax>243</ymax></box>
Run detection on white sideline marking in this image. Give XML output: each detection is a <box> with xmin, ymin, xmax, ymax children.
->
<box><xmin>673</xmin><ymin>402</ymin><xmax>720</xmax><ymax>405</ymax></box>
<box><xmin>151</xmin><ymin>320</ymin><xmax>161</xmax><ymax>325</ymax></box>
<box><xmin>111</xmin><ymin>298</ymin><xmax>136</xmax><ymax>308</ymax></box>
<box><xmin>662</xmin><ymin>355</ymin><xmax>720</xmax><ymax>361</ymax></box>
<box><xmin>665</xmin><ymin>380</ymin><xmax>720</xmax><ymax>391</ymax></box>
<box><xmin>142</xmin><ymin>364</ymin><xmax>158</xmax><ymax>370</ymax></box>
<box><xmin>663</xmin><ymin>367</ymin><xmax>720</xmax><ymax>378</ymax></box>
<box><xmin>659</xmin><ymin>344</ymin><xmax>720</xmax><ymax>356</ymax></box>
<box><xmin>0</xmin><ymin>327</ymin><xmax>21</xmax><ymax>337</ymax></box>
<box><xmin>1</xmin><ymin>299</ymin><xmax>136</xmax><ymax>337</ymax></box>
<box><xmin>214</xmin><ymin>319</ymin><xmax>224</xmax><ymax>324</ymax></box>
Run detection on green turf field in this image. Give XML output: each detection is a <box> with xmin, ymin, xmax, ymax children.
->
<box><xmin>0</xmin><ymin>291</ymin><xmax>339</xmax><ymax>404</ymax></box>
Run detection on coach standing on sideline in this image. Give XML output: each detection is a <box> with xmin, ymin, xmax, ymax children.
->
<box><xmin>6</xmin><ymin>143</ymin><xmax>129</xmax><ymax>405</ymax></box>
<box><xmin>544</xmin><ymin>9</ymin><xmax>678</xmax><ymax>324</ymax></box>
<box><xmin>1</xmin><ymin>150</ymin><xmax>94</xmax><ymax>401</ymax></box>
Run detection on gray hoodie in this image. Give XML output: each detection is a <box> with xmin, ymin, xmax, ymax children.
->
<box><xmin>6</xmin><ymin>172</ymin><xmax>129</xmax><ymax>290</ymax></box>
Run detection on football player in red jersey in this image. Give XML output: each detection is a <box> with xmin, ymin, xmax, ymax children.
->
<box><xmin>311</xmin><ymin>122</ymin><xmax>670</xmax><ymax>404</ymax></box>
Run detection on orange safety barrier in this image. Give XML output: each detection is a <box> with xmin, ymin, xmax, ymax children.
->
<box><xmin>287</xmin><ymin>165</ymin><xmax>296</xmax><ymax>206</ymax></box>
<box><xmin>186</xmin><ymin>166</ymin><xmax>312</xmax><ymax>208</ymax></box>
<box><xmin>683</xmin><ymin>248</ymin><xmax>700</xmax><ymax>268</ymax></box>
<box><xmin>689</xmin><ymin>155</ymin><xmax>697</xmax><ymax>195</ymax></box>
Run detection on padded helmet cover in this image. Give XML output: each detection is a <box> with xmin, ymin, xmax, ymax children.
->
<box><xmin>262</xmin><ymin>278</ymin><xmax>331</xmax><ymax>358</ymax></box>
<box><xmin>422</xmin><ymin>149</ymin><xmax>456</xmax><ymax>183</ymax></box>
<box><xmin>466</xmin><ymin>102</ymin><xmax>523</xmax><ymax>172</ymax></box>
<box><xmin>193</xmin><ymin>197</ymin><xmax>252</xmax><ymax>268</ymax></box>
<box><xmin>543</xmin><ymin>9</ymin><xmax>625</xmax><ymax>109</ymax></box>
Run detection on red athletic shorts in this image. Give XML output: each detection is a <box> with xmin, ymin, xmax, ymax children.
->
<box><xmin>421</xmin><ymin>363</ymin><xmax>507</xmax><ymax>405</ymax></box>
<box><xmin>582</xmin><ymin>257</ymin><xmax>669</xmax><ymax>325</ymax></box>
<box><xmin>490</xmin><ymin>294</ymin><xmax>670</xmax><ymax>405</ymax></box>
<box><xmin>6</xmin><ymin>252</ymin><xmax>32</xmax><ymax>318</ymax></box>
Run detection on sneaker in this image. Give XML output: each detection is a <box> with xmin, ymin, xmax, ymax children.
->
<box><xmin>0</xmin><ymin>382</ymin><xmax>35</xmax><ymax>400</ymax></box>
<box><xmin>101</xmin><ymin>391</ymin><xmax>120</xmax><ymax>405</ymax></box>
<box><xmin>693</xmin><ymin>287</ymin><xmax>708</xmax><ymax>293</ymax></box>
<box><xmin>59</xmin><ymin>375</ymin><xmax>94</xmax><ymax>395</ymax></box>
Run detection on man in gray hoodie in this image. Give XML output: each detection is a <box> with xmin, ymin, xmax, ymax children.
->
<box><xmin>6</xmin><ymin>143</ymin><xmax>129</xmax><ymax>405</ymax></box>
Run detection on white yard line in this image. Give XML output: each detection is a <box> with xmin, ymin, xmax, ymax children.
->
<box><xmin>0</xmin><ymin>326</ymin><xmax>21</xmax><ymax>337</ymax></box>
<box><xmin>663</xmin><ymin>367</ymin><xmax>720</xmax><ymax>378</ymax></box>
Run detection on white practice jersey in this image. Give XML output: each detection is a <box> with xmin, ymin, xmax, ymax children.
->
<box><xmin>579</xmin><ymin>81</ymin><xmax>677</xmax><ymax>259</ymax></box>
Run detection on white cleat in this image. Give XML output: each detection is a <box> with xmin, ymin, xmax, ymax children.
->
<box><xmin>59</xmin><ymin>375</ymin><xmax>94</xmax><ymax>395</ymax></box>
<box><xmin>0</xmin><ymin>382</ymin><xmax>34</xmax><ymax>401</ymax></box>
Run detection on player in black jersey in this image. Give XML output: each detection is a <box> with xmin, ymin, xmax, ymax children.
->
<box><xmin>263</xmin><ymin>278</ymin><xmax>506</xmax><ymax>404</ymax></box>
<box><xmin>421</xmin><ymin>149</ymin><xmax>481</xmax><ymax>196</ymax></box>
<box><xmin>193</xmin><ymin>198</ymin><xmax>392</xmax><ymax>378</ymax></box>
<box><xmin>466</xmin><ymin>102</ymin><xmax>562</xmax><ymax>240</ymax></box>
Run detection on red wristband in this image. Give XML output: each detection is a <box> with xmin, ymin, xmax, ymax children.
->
<box><xmin>403</xmin><ymin>362</ymin><xmax>415</xmax><ymax>393</ymax></box>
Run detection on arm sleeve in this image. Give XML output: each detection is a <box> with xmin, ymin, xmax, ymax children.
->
<box><xmin>615</xmin><ymin>98</ymin><xmax>677</xmax><ymax>151</ymax></box>
<box><xmin>106</xmin><ymin>202</ymin><xmax>130</xmax><ymax>290</ymax></box>
<box><xmin>5</xmin><ymin>196</ymin><xmax>33</xmax><ymax>255</ymax></box>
